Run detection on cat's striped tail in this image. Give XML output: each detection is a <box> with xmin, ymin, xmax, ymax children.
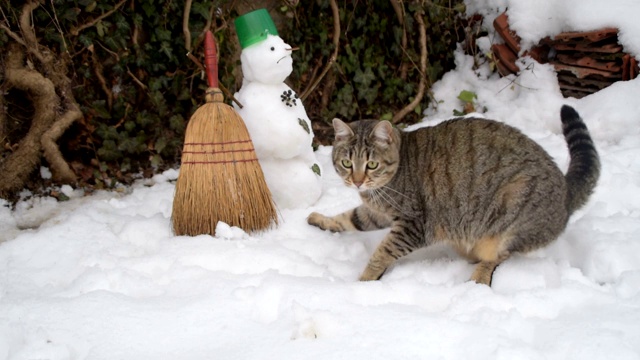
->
<box><xmin>560</xmin><ymin>105</ymin><xmax>600</xmax><ymax>214</ymax></box>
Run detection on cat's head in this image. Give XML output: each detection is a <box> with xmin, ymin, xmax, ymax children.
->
<box><xmin>331</xmin><ymin>118</ymin><xmax>400</xmax><ymax>191</ymax></box>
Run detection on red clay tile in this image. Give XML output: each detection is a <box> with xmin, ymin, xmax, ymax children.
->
<box><xmin>556</xmin><ymin>54</ymin><xmax>621</xmax><ymax>72</ymax></box>
<box><xmin>493</xmin><ymin>13</ymin><xmax>521</xmax><ymax>53</ymax></box>
<box><xmin>552</xmin><ymin>28</ymin><xmax>618</xmax><ymax>42</ymax></box>
<box><xmin>492</xmin><ymin>43</ymin><xmax>519</xmax><ymax>75</ymax></box>
<box><xmin>552</xmin><ymin>42</ymin><xmax>623</xmax><ymax>53</ymax></box>
<box><xmin>485</xmin><ymin>13</ymin><xmax>634</xmax><ymax>98</ymax></box>
<box><xmin>551</xmin><ymin>63</ymin><xmax>620</xmax><ymax>79</ymax></box>
<box><xmin>622</xmin><ymin>55</ymin><xmax>639</xmax><ymax>80</ymax></box>
<box><xmin>523</xmin><ymin>45</ymin><xmax>550</xmax><ymax>63</ymax></box>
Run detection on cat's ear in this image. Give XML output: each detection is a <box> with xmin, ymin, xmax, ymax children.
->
<box><xmin>333</xmin><ymin>118</ymin><xmax>354</xmax><ymax>141</ymax></box>
<box><xmin>372</xmin><ymin>121</ymin><xmax>394</xmax><ymax>146</ymax></box>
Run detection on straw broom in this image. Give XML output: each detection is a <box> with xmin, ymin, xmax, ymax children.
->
<box><xmin>172</xmin><ymin>30</ymin><xmax>278</xmax><ymax>236</ymax></box>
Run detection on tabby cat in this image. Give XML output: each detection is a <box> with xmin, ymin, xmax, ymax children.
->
<box><xmin>307</xmin><ymin>105</ymin><xmax>599</xmax><ymax>286</ymax></box>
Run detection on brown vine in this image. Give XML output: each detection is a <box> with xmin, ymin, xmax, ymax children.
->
<box><xmin>300</xmin><ymin>0</ymin><xmax>340</xmax><ymax>102</ymax></box>
<box><xmin>391</xmin><ymin>9</ymin><xmax>429</xmax><ymax>124</ymax></box>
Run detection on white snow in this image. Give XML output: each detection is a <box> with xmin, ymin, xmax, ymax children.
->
<box><xmin>1</xmin><ymin>1</ymin><xmax>640</xmax><ymax>359</ymax></box>
<box><xmin>466</xmin><ymin>0</ymin><xmax>640</xmax><ymax>56</ymax></box>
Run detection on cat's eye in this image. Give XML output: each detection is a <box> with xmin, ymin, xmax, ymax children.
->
<box><xmin>341</xmin><ymin>159</ymin><xmax>353</xmax><ymax>168</ymax></box>
<box><xmin>270</xmin><ymin>47</ymin><xmax>275</xmax><ymax>51</ymax></box>
<box><xmin>366</xmin><ymin>161</ymin><xmax>379</xmax><ymax>170</ymax></box>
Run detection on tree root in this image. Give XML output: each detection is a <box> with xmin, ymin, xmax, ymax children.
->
<box><xmin>0</xmin><ymin>1</ymin><xmax>82</xmax><ymax>198</ymax></box>
<box><xmin>0</xmin><ymin>44</ymin><xmax>58</xmax><ymax>196</ymax></box>
<box><xmin>42</xmin><ymin>101</ymin><xmax>82</xmax><ymax>183</ymax></box>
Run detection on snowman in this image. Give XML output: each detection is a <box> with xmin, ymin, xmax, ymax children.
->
<box><xmin>233</xmin><ymin>9</ymin><xmax>322</xmax><ymax>210</ymax></box>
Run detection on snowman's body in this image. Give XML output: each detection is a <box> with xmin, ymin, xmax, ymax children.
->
<box><xmin>234</xmin><ymin>34</ymin><xmax>322</xmax><ymax>209</ymax></box>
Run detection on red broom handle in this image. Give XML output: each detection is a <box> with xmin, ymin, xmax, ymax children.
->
<box><xmin>204</xmin><ymin>31</ymin><xmax>218</xmax><ymax>88</ymax></box>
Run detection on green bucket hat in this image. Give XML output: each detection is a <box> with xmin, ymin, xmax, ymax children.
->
<box><xmin>235</xmin><ymin>9</ymin><xmax>279</xmax><ymax>49</ymax></box>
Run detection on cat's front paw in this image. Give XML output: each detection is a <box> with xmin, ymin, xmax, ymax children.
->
<box><xmin>307</xmin><ymin>212</ymin><xmax>345</xmax><ymax>232</ymax></box>
<box><xmin>307</xmin><ymin>212</ymin><xmax>329</xmax><ymax>230</ymax></box>
<box><xmin>308</xmin><ymin>210</ymin><xmax>359</xmax><ymax>232</ymax></box>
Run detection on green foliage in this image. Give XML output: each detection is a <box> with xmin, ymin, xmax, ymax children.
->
<box><xmin>457</xmin><ymin>90</ymin><xmax>478</xmax><ymax>104</ymax></box>
<box><xmin>311</xmin><ymin>163</ymin><xmax>321</xmax><ymax>176</ymax></box>
<box><xmin>284</xmin><ymin>0</ymin><xmax>466</xmax><ymax>124</ymax></box>
<box><xmin>0</xmin><ymin>0</ymin><xmax>227</xmax><ymax>187</ymax></box>
<box><xmin>1</xmin><ymin>0</ymin><xmax>467</xmax><ymax>188</ymax></box>
<box><xmin>454</xmin><ymin>90</ymin><xmax>479</xmax><ymax>116</ymax></box>
<box><xmin>298</xmin><ymin>118</ymin><xmax>311</xmax><ymax>134</ymax></box>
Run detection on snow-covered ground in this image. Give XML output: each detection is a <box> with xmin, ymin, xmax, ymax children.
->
<box><xmin>1</xmin><ymin>0</ymin><xmax>640</xmax><ymax>359</ymax></box>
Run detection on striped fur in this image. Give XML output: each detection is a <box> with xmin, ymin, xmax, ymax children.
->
<box><xmin>560</xmin><ymin>105</ymin><xmax>600</xmax><ymax>214</ymax></box>
<box><xmin>307</xmin><ymin>106</ymin><xmax>600</xmax><ymax>286</ymax></box>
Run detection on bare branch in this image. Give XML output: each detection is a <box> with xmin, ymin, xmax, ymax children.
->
<box><xmin>48</xmin><ymin>0</ymin><xmax>69</xmax><ymax>55</ymax></box>
<box><xmin>127</xmin><ymin>67</ymin><xmax>147</xmax><ymax>91</ymax></box>
<box><xmin>183</xmin><ymin>0</ymin><xmax>193</xmax><ymax>52</ymax></box>
<box><xmin>0</xmin><ymin>23</ymin><xmax>27</xmax><ymax>47</ymax></box>
<box><xmin>186</xmin><ymin>52</ymin><xmax>243</xmax><ymax>108</ymax></box>
<box><xmin>69</xmin><ymin>0</ymin><xmax>127</xmax><ymax>36</ymax></box>
<box><xmin>89</xmin><ymin>45</ymin><xmax>113</xmax><ymax>109</ymax></box>
<box><xmin>300</xmin><ymin>0</ymin><xmax>340</xmax><ymax>101</ymax></box>
<box><xmin>392</xmin><ymin>9</ymin><xmax>428</xmax><ymax>124</ymax></box>
<box><xmin>300</xmin><ymin>60</ymin><xmax>322</xmax><ymax>102</ymax></box>
<box><xmin>390</xmin><ymin>0</ymin><xmax>408</xmax><ymax>79</ymax></box>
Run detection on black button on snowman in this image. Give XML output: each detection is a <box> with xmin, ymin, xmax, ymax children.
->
<box><xmin>233</xmin><ymin>9</ymin><xmax>322</xmax><ymax>209</ymax></box>
<box><xmin>280</xmin><ymin>89</ymin><xmax>298</xmax><ymax>107</ymax></box>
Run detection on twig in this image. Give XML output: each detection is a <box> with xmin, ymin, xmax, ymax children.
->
<box><xmin>0</xmin><ymin>5</ymin><xmax>9</xmax><ymax>24</ymax></box>
<box><xmin>183</xmin><ymin>0</ymin><xmax>193</xmax><ymax>52</ymax></box>
<box><xmin>193</xmin><ymin>4</ymin><xmax>227</xmax><ymax>53</ymax></box>
<box><xmin>89</xmin><ymin>45</ymin><xmax>113</xmax><ymax>109</ymax></box>
<box><xmin>390</xmin><ymin>0</ymin><xmax>408</xmax><ymax>79</ymax></box>
<box><xmin>131</xmin><ymin>1</ymin><xmax>139</xmax><ymax>47</ymax></box>
<box><xmin>127</xmin><ymin>67</ymin><xmax>147</xmax><ymax>90</ymax></box>
<box><xmin>183</xmin><ymin>0</ymin><xmax>236</xmax><ymax>104</ymax></box>
<box><xmin>300</xmin><ymin>0</ymin><xmax>340</xmax><ymax>101</ymax></box>
<box><xmin>392</xmin><ymin>10</ymin><xmax>428</xmax><ymax>124</ymax></box>
<box><xmin>300</xmin><ymin>60</ymin><xmax>322</xmax><ymax>100</ymax></box>
<box><xmin>204</xmin><ymin>2</ymin><xmax>216</xmax><ymax>34</ymax></box>
<box><xmin>497</xmin><ymin>62</ymin><xmax>538</xmax><ymax>93</ymax></box>
<box><xmin>95</xmin><ymin>40</ymin><xmax>120</xmax><ymax>61</ymax></box>
<box><xmin>69</xmin><ymin>0</ymin><xmax>127</xmax><ymax>36</ymax></box>
<box><xmin>47</xmin><ymin>0</ymin><xmax>69</xmax><ymax>54</ymax></box>
<box><xmin>186</xmin><ymin>52</ymin><xmax>244</xmax><ymax>108</ymax></box>
<box><xmin>0</xmin><ymin>23</ymin><xmax>27</xmax><ymax>47</ymax></box>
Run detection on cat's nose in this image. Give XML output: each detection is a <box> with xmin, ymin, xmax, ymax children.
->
<box><xmin>353</xmin><ymin>180</ymin><xmax>364</xmax><ymax>188</ymax></box>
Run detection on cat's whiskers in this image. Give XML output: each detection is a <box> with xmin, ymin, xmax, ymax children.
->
<box><xmin>365</xmin><ymin>187</ymin><xmax>383</xmax><ymax>208</ymax></box>
<box><xmin>380</xmin><ymin>185</ymin><xmax>412</xmax><ymax>201</ymax></box>
<box><xmin>370</xmin><ymin>188</ymin><xmax>409</xmax><ymax>217</ymax></box>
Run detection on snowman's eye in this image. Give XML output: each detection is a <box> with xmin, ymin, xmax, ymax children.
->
<box><xmin>270</xmin><ymin>47</ymin><xmax>275</xmax><ymax>51</ymax></box>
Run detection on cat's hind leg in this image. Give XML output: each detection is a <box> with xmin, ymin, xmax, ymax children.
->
<box><xmin>307</xmin><ymin>205</ymin><xmax>391</xmax><ymax>233</ymax></box>
<box><xmin>468</xmin><ymin>234</ymin><xmax>511</xmax><ymax>286</ymax></box>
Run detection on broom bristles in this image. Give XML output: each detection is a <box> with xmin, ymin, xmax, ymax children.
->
<box><xmin>172</xmin><ymin>89</ymin><xmax>278</xmax><ymax>236</ymax></box>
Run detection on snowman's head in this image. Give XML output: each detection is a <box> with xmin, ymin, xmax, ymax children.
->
<box><xmin>241</xmin><ymin>34</ymin><xmax>293</xmax><ymax>84</ymax></box>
